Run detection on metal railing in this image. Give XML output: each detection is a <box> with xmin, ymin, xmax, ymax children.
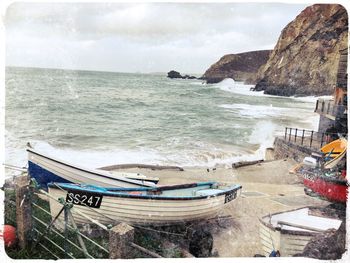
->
<box><xmin>283</xmin><ymin>127</ymin><xmax>346</xmax><ymax>150</ymax></box>
<box><xmin>314</xmin><ymin>99</ymin><xmax>346</xmax><ymax>118</ymax></box>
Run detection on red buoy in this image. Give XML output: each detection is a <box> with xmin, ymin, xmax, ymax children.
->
<box><xmin>0</xmin><ymin>225</ymin><xmax>17</xmax><ymax>247</ymax></box>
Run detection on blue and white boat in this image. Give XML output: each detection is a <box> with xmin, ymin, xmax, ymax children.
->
<box><xmin>27</xmin><ymin>146</ymin><xmax>157</xmax><ymax>189</ymax></box>
<box><xmin>48</xmin><ymin>182</ymin><xmax>242</xmax><ymax>226</ymax></box>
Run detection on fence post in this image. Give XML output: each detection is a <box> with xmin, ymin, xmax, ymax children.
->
<box><xmin>294</xmin><ymin>128</ymin><xmax>298</xmax><ymax>142</ymax></box>
<box><xmin>327</xmin><ymin>102</ymin><xmax>330</xmax><ymax>114</ymax></box>
<box><xmin>289</xmin><ymin>128</ymin><xmax>292</xmax><ymax>142</ymax></box>
<box><xmin>314</xmin><ymin>100</ymin><xmax>319</xmax><ymax>112</ymax></box>
<box><xmin>301</xmin><ymin>130</ymin><xmax>305</xmax><ymax>145</ymax></box>
<box><xmin>310</xmin><ymin>131</ymin><xmax>314</xmax><ymax>148</ymax></box>
<box><xmin>15</xmin><ymin>175</ymin><xmax>33</xmax><ymax>249</ymax></box>
<box><xmin>109</xmin><ymin>223</ymin><xmax>134</xmax><ymax>259</ymax></box>
<box><xmin>284</xmin><ymin>127</ymin><xmax>287</xmax><ymax>140</ymax></box>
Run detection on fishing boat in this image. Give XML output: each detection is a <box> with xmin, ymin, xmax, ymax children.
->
<box><xmin>47</xmin><ymin>182</ymin><xmax>242</xmax><ymax>226</ymax></box>
<box><xmin>301</xmin><ymin>170</ymin><xmax>347</xmax><ymax>203</ymax></box>
<box><xmin>27</xmin><ymin>147</ymin><xmax>156</xmax><ymax>189</ymax></box>
<box><xmin>259</xmin><ymin>207</ymin><xmax>342</xmax><ymax>257</ymax></box>
<box><xmin>320</xmin><ymin>138</ymin><xmax>347</xmax><ymax>169</ymax></box>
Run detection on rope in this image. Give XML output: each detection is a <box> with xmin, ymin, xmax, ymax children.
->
<box><xmin>130</xmin><ymin>242</ymin><xmax>163</xmax><ymax>258</ymax></box>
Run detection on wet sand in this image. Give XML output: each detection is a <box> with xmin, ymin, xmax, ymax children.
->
<box><xmin>118</xmin><ymin>158</ymin><xmax>330</xmax><ymax>257</ymax></box>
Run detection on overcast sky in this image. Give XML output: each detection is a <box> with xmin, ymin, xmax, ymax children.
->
<box><xmin>5</xmin><ymin>2</ymin><xmax>309</xmax><ymax>74</ymax></box>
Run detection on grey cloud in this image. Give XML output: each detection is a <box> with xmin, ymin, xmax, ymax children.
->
<box><xmin>5</xmin><ymin>2</ymin><xmax>308</xmax><ymax>73</ymax></box>
<box><xmin>5</xmin><ymin>2</ymin><xmax>307</xmax><ymax>40</ymax></box>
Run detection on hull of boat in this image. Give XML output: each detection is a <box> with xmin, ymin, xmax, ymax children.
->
<box><xmin>321</xmin><ymin>138</ymin><xmax>347</xmax><ymax>169</ymax></box>
<box><xmin>28</xmin><ymin>149</ymin><xmax>154</xmax><ymax>189</ymax></box>
<box><xmin>259</xmin><ymin>207</ymin><xmax>342</xmax><ymax>257</ymax></box>
<box><xmin>303</xmin><ymin>175</ymin><xmax>348</xmax><ymax>203</ymax></box>
<box><xmin>259</xmin><ymin>220</ymin><xmax>314</xmax><ymax>257</ymax></box>
<box><xmin>48</xmin><ymin>183</ymin><xmax>242</xmax><ymax>226</ymax></box>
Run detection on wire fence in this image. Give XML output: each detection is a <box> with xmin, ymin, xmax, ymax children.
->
<box><xmin>19</xmin><ymin>186</ymin><xmax>110</xmax><ymax>259</ymax></box>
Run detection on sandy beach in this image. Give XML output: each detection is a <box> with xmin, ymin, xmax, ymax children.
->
<box><xmin>118</xmin><ymin>158</ymin><xmax>330</xmax><ymax>257</ymax></box>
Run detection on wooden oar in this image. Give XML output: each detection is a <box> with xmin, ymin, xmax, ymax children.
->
<box><xmin>277</xmin><ymin>220</ymin><xmax>334</xmax><ymax>232</ymax></box>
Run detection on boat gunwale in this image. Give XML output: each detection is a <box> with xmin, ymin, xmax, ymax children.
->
<box><xmin>297</xmin><ymin>171</ymin><xmax>348</xmax><ymax>186</ymax></box>
<box><xmin>48</xmin><ymin>182</ymin><xmax>242</xmax><ymax>200</ymax></box>
<box><xmin>316</xmin><ymin>174</ymin><xmax>348</xmax><ymax>186</ymax></box>
<box><xmin>27</xmin><ymin>148</ymin><xmax>153</xmax><ymax>187</ymax></box>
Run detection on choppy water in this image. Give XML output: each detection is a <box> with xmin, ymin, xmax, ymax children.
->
<box><xmin>5</xmin><ymin>67</ymin><xmax>319</xmax><ymax>173</ymax></box>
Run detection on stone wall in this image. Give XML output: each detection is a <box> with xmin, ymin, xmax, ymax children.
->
<box><xmin>273</xmin><ymin>137</ymin><xmax>313</xmax><ymax>162</ymax></box>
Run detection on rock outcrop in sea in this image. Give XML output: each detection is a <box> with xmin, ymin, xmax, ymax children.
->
<box><xmin>254</xmin><ymin>4</ymin><xmax>348</xmax><ymax>96</ymax></box>
<box><xmin>167</xmin><ymin>70</ymin><xmax>197</xmax><ymax>79</ymax></box>
<box><xmin>201</xmin><ymin>50</ymin><xmax>271</xmax><ymax>84</ymax></box>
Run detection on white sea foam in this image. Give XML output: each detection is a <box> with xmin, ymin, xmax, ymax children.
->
<box><xmin>214</xmin><ymin>78</ymin><xmax>259</xmax><ymax>97</ymax></box>
<box><xmin>6</xmin><ymin>139</ymin><xmax>267</xmax><ymax>171</ymax></box>
<box><xmin>28</xmin><ymin>141</ymin><xmax>168</xmax><ymax>169</ymax></box>
<box><xmin>219</xmin><ymin>103</ymin><xmax>311</xmax><ymax>118</ymax></box>
<box><xmin>214</xmin><ymin>78</ymin><xmax>330</xmax><ymax>104</ymax></box>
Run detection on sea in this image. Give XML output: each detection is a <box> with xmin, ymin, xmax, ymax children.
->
<box><xmin>5</xmin><ymin>66</ymin><xmax>321</xmax><ymax>176</ymax></box>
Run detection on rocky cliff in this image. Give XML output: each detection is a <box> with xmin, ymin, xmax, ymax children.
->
<box><xmin>202</xmin><ymin>50</ymin><xmax>271</xmax><ymax>84</ymax></box>
<box><xmin>255</xmin><ymin>4</ymin><xmax>348</xmax><ymax>96</ymax></box>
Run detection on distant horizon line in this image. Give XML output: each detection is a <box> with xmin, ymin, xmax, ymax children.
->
<box><xmin>5</xmin><ymin>65</ymin><xmax>203</xmax><ymax>76</ymax></box>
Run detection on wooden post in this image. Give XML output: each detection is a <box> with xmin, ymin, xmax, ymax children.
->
<box><xmin>109</xmin><ymin>223</ymin><xmax>134</xmax><ymax>259</ymax></box>
<box><xmin>301</xmin><ymin>130</ymin><xmax>305</xmax><ymax>145</ymax></box>
<box><xmin>288</xmin><ymin>128</ymin><xmax>292</xmax><ymax>142</ymax></box>
<box><xmin>15</xmin><ymin>175</ymin><xmax>33</xmax><ymax>249</ymax></box>
<box><xmin>284</xmin><ymin>127</ymin><xmax>287</xmax><ymax>140</ymax></box>
<box><xmin>310</xmin><ymin>131</ymin><xmax>314</xmax><ymax>148</ymax></box>
<box><xmin>326</xmin><ymin>101</ymin><xmax>329</xmax><ymax>114</ymax></box>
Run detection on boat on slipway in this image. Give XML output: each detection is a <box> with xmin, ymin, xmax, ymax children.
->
<box><xmin>27</xmin><ymin>146</ymin><xmax>157</xmax><ymax>189</ymax></box>
<box><xmin>259</xmin><ymin>207</ymin><xmax>342</xmax><ymax>257</ymax></box>
<box><xmin>301</xmin><ymin>170</ymin><xmax>348</xmax><ymax>203</ymax></box>
<box><xmin>48</xmin><ymin>182</ymin><xmax>242</xmax><ymax>226</ymax></box>
<box><xmin>297</xmin><ymin>138</ymin><xmax>348</xmax><ymax>203</ymax></box>
<box><xmin>320</xmin><ymin>138</ymin><xmax>347</xmax><ymax>169</ymax></box>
